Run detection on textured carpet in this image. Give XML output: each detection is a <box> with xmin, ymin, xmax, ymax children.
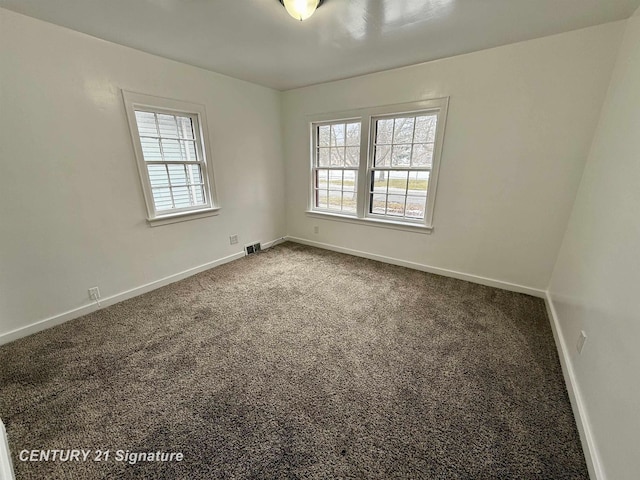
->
<box><xmin>0</xmin><ymin>242</ymin><xmax>587</xmax><ymax>479</ymax></box>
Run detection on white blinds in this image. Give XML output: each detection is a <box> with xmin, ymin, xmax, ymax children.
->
<box><xmin>134</xmin><ymin>111</ymin><xmax>206</xmax><ymax>212</ymax></box>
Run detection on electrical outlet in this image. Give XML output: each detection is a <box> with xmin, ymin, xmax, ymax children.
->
<box><xmin>313</xmin><ymin>225</ymin><xmax>319</xmax><ymax>234</ymax></box>
<box><xmin>577</xmin><ymin>331</ymin><xmax>587</xmax><ymax>354</ymax></box>
<box><xmin>88</xmin><ymin>287</ymin><xmax>100</xmax><ymax>300</ymax></box>
<box><xmin>229</xmin><ymin>234</ymin><xmax>238</xmax><ymax>245</ymax></box>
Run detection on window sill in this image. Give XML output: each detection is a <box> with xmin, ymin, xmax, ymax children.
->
<box><xmin>148</xmin><ymin>207</ymin><xmax>220</xmax><ymax>227</ymax></box>
<box><xmin>305</xmin><ymin>211</ymin><xmax>433</xmax><ymax>234</ymax></box>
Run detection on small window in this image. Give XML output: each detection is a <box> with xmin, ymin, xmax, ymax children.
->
<box><xmin>312</xmin><ymin>120</ymin><xmax>361</xmax><ymax>215</ymax></box>
<box><xmin>309</xmin><ymin>98</ymin><xmax>448</xmax><ymax>232</ymax></box>
<box><xmin>123</xmin><ymin>91</ymin><xmax>218</xmax><ymax>225</ymax></box>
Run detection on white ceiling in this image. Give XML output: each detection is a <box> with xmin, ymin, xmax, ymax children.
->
<box><xmin>1</xmin><ymin>0</ymin><xmax>638</xmax><ymax>90</ymax></box>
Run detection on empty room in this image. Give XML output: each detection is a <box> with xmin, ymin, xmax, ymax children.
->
<box><xmin>1</xmin><ymin>0</ymin><xmax>639</xmax><ymax>479</ymax></box>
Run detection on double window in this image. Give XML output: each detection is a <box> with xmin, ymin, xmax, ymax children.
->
<box><xmin>310</xmin><ymin>99</ymin><xmax>448</xmax><ymax>231</ymax></box>
<box><xmin>123</xmin><ymin>91</ymin><xmax>218</xmax><ymax>225</ymax></box>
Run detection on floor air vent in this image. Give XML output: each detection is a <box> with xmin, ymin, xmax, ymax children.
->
<box><xmin>245</xmin><ymin>242</ymin><xmax>262</xmax><ymax>255</ymax></box>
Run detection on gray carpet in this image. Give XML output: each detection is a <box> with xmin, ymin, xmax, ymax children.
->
<box><xmin>0</xmin><ymin>242</ymin><xmax>587</xmax><ymax>479</ymax></box>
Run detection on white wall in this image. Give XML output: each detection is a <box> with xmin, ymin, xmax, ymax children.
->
<box><xmin>548</xmin><ymin>14</ymin><xmax>640</xmax><ymax>480</ymax></box>
<box><xmin>282</xmin><ymin>22</ymin><xmax>624</xmax><ymax>291</ymax></box>
<box><xmin>0</xmin><ymin>8</ymin><xmax>286</xmax><ymax>340</ymax></box>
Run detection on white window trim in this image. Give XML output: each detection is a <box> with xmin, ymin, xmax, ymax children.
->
<box><xmin>311</xmin><ymin>117</ymin><xmax>362</xmax><ymax>217</ymax></box>
<box><xmin>306</xmin><ymin>98</ymin><xmax>449</xmax><ymax>233</ymax></box>
<box><xmin>122</xmin><ymin>90</ymin><xmax>219</xmax><ymax>226</ymax></box>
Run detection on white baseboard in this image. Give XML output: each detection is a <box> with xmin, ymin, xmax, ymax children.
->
<box><xmin>0</xmin><ymin>237</ymin><xmax>286</xmax><ymax>345</ymax></box>
<box><xmin>0</xmin><ymin>419</ymin><xmax>14</xmax><ymax>480</ymax></box>
<box><xmin>544</xmin><ymin>292</ymin><xmax>604</xmax><ymax>480</ymax></box>
<box><xmin>262</xmin><ymin>237</ymin><xmax>287</xmax><ymax>250</ymax></box>
<box><xmin>285</xmin><ymin>236</ymin><xmax>545</xmax><ymax>298</ymax></box>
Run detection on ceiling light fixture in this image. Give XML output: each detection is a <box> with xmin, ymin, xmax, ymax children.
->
<box><xmin>279</xmin><ymin>0</ymin><xmax>324</xmax><ymax>21</ymax></box>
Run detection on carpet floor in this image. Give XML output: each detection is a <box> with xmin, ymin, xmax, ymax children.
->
<box><xmin>0</xmin><ymin>242</ymin><xmax>587</xmax><ymax>479</ymax></box>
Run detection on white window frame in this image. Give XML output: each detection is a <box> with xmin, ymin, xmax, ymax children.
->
<box><xmin>307</xmin><ymin>98</ymin><xmax>449</xmax><ymax>233</ymax></box>
<box><xmin>311</xmin><ymin>117</ymin><xmax>362</xmax><ymax>216</ymax></box>
<box><xmin>122</xmin><ymin>91</ymin><xmax>219</xmax><ymax>226</ymax></box>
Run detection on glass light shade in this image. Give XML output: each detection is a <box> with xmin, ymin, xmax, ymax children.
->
<box><xmin>283</xmin><ymin>0</ymin><xmax>320</xmax><ymax>21</ymax></box>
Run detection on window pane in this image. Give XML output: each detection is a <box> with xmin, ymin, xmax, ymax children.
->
<box><xmin>316</xmin><ymin>189</ymin><xmax>328</xmax><ymax>209</ymax></box>
<box><xmin>387</xmin><ymin>194</ymin><xmax>406</xmax><ymax>216</ymax></box>
<box><xmin>415</xmin><ymin>115</ymin><xmax>437</xmax><ymax>143</ymax></box>
<box><xmin>374</xmin><ymin>145</ymin><xmax>391</xmax><ymax>167</ymax></box>
<box><xmin>318</xmin><ymin>148</ymin><xmax>330</xmax><ymax>167</ymax></box>
<box><xmin>318</xmin><ymin>125</ymin><xmax>330</xmax><ymax>147</ymax></box>
<box><xmin>328</xmin><ymin>190</ymin><xmax>342</xmax><ymax>209</ymax></box>
<box><xmin>182</xmin><ymin>140</ymin><xmax>197</xmax><ymax>161</ymax></box>
<box><xmin>371</xmin><ymin>194</ymin><xmax>386</xmax><ymax>214</ymax></box>
<box><xmin>187</xmin><ymin>164</ymin><xmax>203</xmax><ymax>184</ymax></box>
<box><xmin>391</xmin><ymin>145</ymin><xmax>411</xmax><ymax>167</ymax></box>
<box><xmin>345</xmin><ymin>146</ymin><xmax>359</xmax><ymax>166</ymax></box>
<box><xmin>147</xmin><ymin>164</ymin><xmax>169</xmax><ymax>188</ymax></box>
<box><xmin>411</xmin><ymin>143</ymin><xmax>434</xmax><ymax>167</ymax></box>
<box><xmin>393</xmin><ymin>117</ymin><xmax>415</xmax><ymax>144</ymax></box>
<box><xmin>330</xmin><ymin>147</ymin><xmax>344</xmax><ymax>167</ymax></box>
<box><xmin>328</xmin><ymin>170</ymin><xmax>343</xmax><ymax>190</ymax></box>
<box><xmin>408</xmin><ymin>171</ymin><xmax>429</xmax><ymax>196</ymax></box>
<box><xmin>176</xmin><ymin>116</ymin><xmax>195</xmax><ymax>139</ymax></box>
<box><xmin>376</xmin><ymin>119</ymin><xmax>393</xmax><ymax>144</ymax></box>
<box><xmin>343</xmin><ymin>170</ymin><xmax>356</xmax><ymax>192</ymax></box>
<box><xmin>372</xmin><ymin>171</ymin><xmax>389</xmax><ymax>193</ymax></box>
<box><xmin>161</xmin><ymin>139</ymin><xmax>182</xmax><ymax>161</ymax></box>
<box><xmin>406</xmin><ymin>196</ymin><xmax>426</xmax><ymax>219</ymax></box>
<box><xmin>316</xmin><ymin>169</ymin><xmax>328</xmax><ymax>189</ymax></box>
<box><xmin>342</xmin><ymin>192</ymin><xmax>357</xmax><ymax>213</ymax></box>
<box><xmin>135</xmin><ymin>111</ymin><xmax>158</xmax><ymax>137</ymax></box>
<box><xmin>171</xmin><ymin>186</ymin><xmax>192</xmax><ymax>208</ymax></box>
<box><xmin>389</xmin><ymin>170</ymin><xmax>409</xmax><ymax>192</ymax></box>
<box><xmin>331</xmin><ymin>124</ymin><xmax>345</xmax><ymax>147</ymax></box>
<box><xmin>194</xmin><ymin>185</ymin><xmax>205</xmax><ymax>204</ymax></box>
<box><xmin>157</xmin><ymin>114</ymin><xmax>179</xmax><ymax>138</ymax></box>
<box><xmin>168</xmin><ymin>164</ymin><xmax>187</xmax><ymax>186</ymax></box>
<box><xmin>140</xmin><ymin>138</ymin><xmax>162</xmax><ymax>161</ymax></box>
<box><xmin>152</xmin><ymin>188</ymin><xmax>173</xmax><ymax>211</ymax></box>
<box><xmin>346</xmin><ymin>122</ymin><xmax>360</xmax><ymax>146</ymax></box>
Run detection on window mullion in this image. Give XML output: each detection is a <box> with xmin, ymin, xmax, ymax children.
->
<box><xmin>165</xmin><ymin>164</ymin><xmax>176</xmax><ymax>209</ymax></box>
<box><xmin>403</xmin><ymin>171</ymin><xmax>410</xmax><ymax>219</ymax></box>
<box><xmin>154</xmin><ymin>114</ymin><xmax>165</xmax><ymax>161</ymax></box>
<box><xmin>340</xmin><ymin>170</ymin><xmax>345</xmax><ymax>212</ymax></box>
<box><xmin>185</xmin><ymin>164</ymin><xmax>196</xmax><ymax>205</ymax></box>
<box><xmin>145</xmin><ymin>160</ymin><xmax>198</xmax><ymax>165</ymax></box>
<box><xmin>409</xmin><ymin>117</ymin><xmax>417</xmax><ymax>169</ymax></box>
<box><xmin>357</xmin><ymin>116</ymin><xmax>371</xmax><ymax>218</ymax></box>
